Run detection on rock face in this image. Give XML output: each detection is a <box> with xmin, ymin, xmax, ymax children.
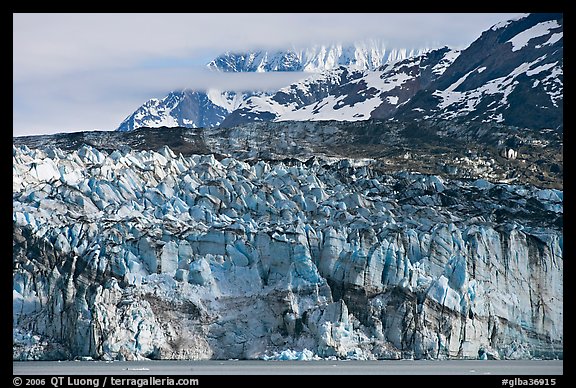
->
<box><xmin>15</xmin><ymin>119</ymin><xmax>563</xmax><ymax>191</ymax></box>
<box><xmin>13</xmin><ymin>144</ymin><xmax>562</xmax><ymax>360</ymax></box>
<box><xmin>395</xmin><ymin>13</ymin><xmax>563</xmax><ymax>130</ymax></box>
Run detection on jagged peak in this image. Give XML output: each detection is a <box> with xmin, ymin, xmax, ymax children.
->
<box><xmin>207</xmin><ymin>40</ymin><xmax>430</xmax><ymax>73</ymax></box>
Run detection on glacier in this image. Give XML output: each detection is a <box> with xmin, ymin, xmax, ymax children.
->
<box><xmin>13</xmin><ymin>143</ymin><xmax>562</xmax><ymax>361</ymax></box>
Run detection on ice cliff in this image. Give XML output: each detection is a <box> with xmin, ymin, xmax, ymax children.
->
<box><xmin>13</xmin><ymin>144</ymin><xmax>562</xmax><ymax>360</ymax></box>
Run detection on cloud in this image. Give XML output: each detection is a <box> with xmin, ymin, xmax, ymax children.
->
<box><xmin>14</xmin><ymin>13</ymin><xmax>521</xmax><ymax>78</ymax></box>
<box><xmin>13</xmin><ymin>13</ymin><xmax>525</xmax><ymax>136</ymax></box>
<box><xmin>13</xmin><ymin>66</ymin><xmax>309</xmax><ymax>135</ymax></box>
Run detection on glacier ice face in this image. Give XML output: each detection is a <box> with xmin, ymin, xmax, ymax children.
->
<box><xmin>13</xmin><ymin>144</ymin><xmax>562</xmax><ymax>360</ymax></box>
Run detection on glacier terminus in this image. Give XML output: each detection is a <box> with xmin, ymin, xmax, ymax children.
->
<box><xmin>13</xmin><ymin>140</ymin><xmax>562</xmax><ymax>361</ymax></box>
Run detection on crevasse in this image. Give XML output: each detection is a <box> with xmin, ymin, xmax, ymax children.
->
<box><xmin>13</xmin><ymin>145</ymin><xmax>562</xmax><ymax>360</ymax></box>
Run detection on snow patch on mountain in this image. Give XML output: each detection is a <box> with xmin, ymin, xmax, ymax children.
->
<box><xmin>508</xmin><ymin>20</ymin><xmax>561</xmax><ymax>51</ymax></box>
<box><xmin>432</xmin><ymin>54</ymin><xmax>562</xmax><ymax>121</ymax></box>
<box><xmin>538</xmin><ymin>32</ymin><xmax>563</xmax><ymax>48</ymax></box>
<box><xmin>121</xmin><ymin>97</ymin><xmax>179</xmax><ymax>129</ymax></box>
<box><xmin>277</xmin><ymin>69</ymin><xmax>412</xmax><ymax>122</ymax></box>
<box><xmin>221</xmin><ymin>47</ymin><xmax>460</xmax><ymax>126</ymax></box>
<box><xmin>431</xmin><ymin>49</ymin><xmax>461</xmax><ymax>75</ymax></box>
<box><xmin>205</xmin><ymin>89</ymin><xmax>245</xmax><ymax>112</ymax></box>
<box><xmin>491</xmin><ymin>14</ymin><xmax>529</xmax><ymax>31</ymax></box>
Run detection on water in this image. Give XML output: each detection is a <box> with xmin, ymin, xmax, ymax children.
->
<box><xmin>13</xmin><ymin>359</ymin><xmax>563</xmax><ymax>375</ymax></box>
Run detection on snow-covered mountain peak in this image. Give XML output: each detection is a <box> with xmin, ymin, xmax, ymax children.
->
<box><xmin>490</xmin><ymin>13</ymin><xmax>529</xmax><ymax>31</ymax></box>
<box><xmin>220</xmin><ymin>46</ymin><xmax>459</xmax><ymax>127</ymax></box>
<box><xmin>116</xmin><ymin>89</ymin><xmax>265</xmax><ymax>132</ymax></box>
<box><xmin>116</xmin><ymin>13</ymin><xmax>561</xmax><ymax>132</ymax></box>
<box><xmin>207</xmin><ymin>40</ymin><xmax>429</xmax><ymax>73</ymax></box>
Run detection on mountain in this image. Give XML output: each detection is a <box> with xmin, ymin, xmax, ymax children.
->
<box><xmin>207</xmin><ymin>41</ymin><xmax>428</xmax><ymax>72</ymax></box>
<box><xmin>117</xmin><ymin>89</ymin><xmax>253</xmax><ymax>132</ymax></box>
<box><xmin>117</xmin><ymin>41</ymin><xmax>429</xmax><ymax>131</ymax></box>
<box><xmin>118</xmin><ymin>14</ymin><xmax>562</xmax><ymax>132</ymax></box>
<box><xmin>220</xmin><ymin>47</ymin><xmax>459</xmax><ymax>127</ymax></box>
<box><xmin>393</xmin><ymin>13</ymin><xmax>563</xmax><ymax>129</ymax></box>
<box><xmin>222</xmin><ymin>13</ymin><xmax>563</xmax><ymax>130</ymax></box>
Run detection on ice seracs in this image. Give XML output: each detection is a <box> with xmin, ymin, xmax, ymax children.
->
<box><xmin>13</xmin><ymin>143</ymin><xmax>562</xmax><ymax>361</ymax></box>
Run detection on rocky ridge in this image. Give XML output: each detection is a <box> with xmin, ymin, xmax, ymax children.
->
<box><xmin>15</xmin><ymin>118</ymin><xmax>562</xmax><ymax>190</ymax></box>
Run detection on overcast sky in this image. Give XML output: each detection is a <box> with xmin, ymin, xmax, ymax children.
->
<box><xmin>13</xmin><ymin>13</ymin><xmax>525</xmax><ymax>136</ymax></box>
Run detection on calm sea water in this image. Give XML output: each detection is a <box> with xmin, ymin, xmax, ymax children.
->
<box><xmin>13</xmin><ymin>359</ymin><xmax>563</xmax><ymax>375</ymax></box>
